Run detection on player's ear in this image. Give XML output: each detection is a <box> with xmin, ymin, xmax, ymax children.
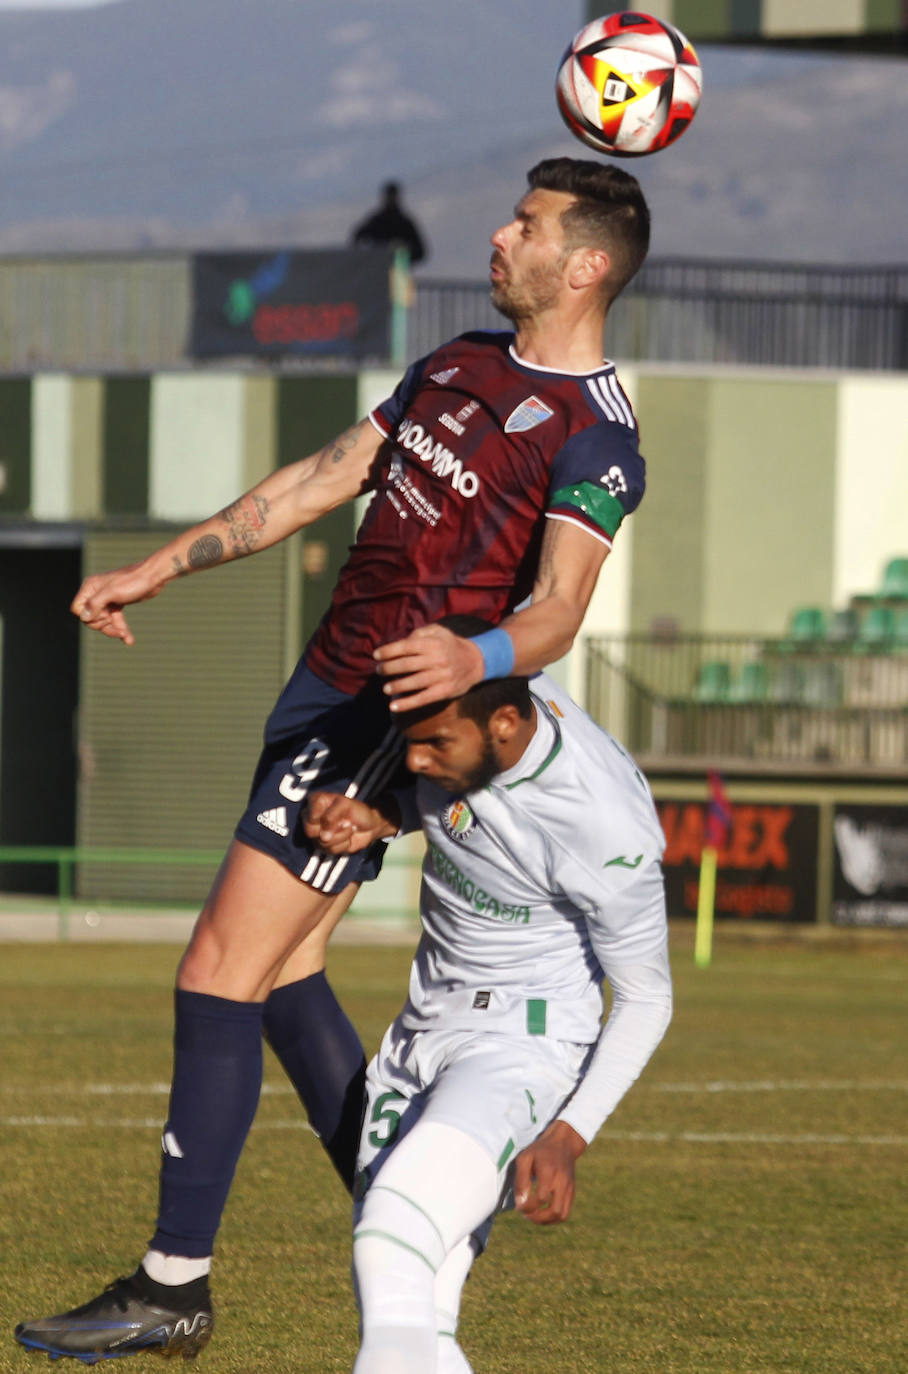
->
<box><xmin>568</xmin><ymin>247</ymin><xmax>609</xmax><ymax>291</ymax></box>
<box><xmin>490</xmin><ymin>705</ymin><xmax>521</xmax><ymax>743</ymax></box>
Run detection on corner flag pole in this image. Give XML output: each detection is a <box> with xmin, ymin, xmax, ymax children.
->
<box><xmin>694</xmin><ymin>844</ymin><xmax>717</xmax><ymax>968</ymax></box>
<box><xmin>695</xmin><ymin>770</ymin><xmax>732</xmax><ymax>969</ymax></box>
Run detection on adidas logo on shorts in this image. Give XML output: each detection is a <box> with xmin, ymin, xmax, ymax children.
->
<box><xmin>257</xmin><ymin>806</ymin><xmax>290</xmax><ymax>837</ymax></box>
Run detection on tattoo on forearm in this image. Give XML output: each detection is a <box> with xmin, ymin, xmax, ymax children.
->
<box><xmin>187</xmin><ymin>534</ymin><xmax>224</xmax><ymax>569</ymax></box>
<box><xmin>171</xmin><ymin>555</ymin><xmax>188</xmax><ymax>578</ymax></box>
<box><xmin>323</xmin><ymin>423</ymin><xmax>363</xmax><ymax>466</ymax></box>
<box><xmin>216</xmin><ymin>493</ymin><xmax>270</xmax><ymax>558</ymax></box>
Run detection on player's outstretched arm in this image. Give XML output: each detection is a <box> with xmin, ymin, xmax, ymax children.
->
<box><xmin>514</xmin><ymin>1119</ymin><xmax>587</xmax><ymax>1226</ymax></box>
<box><xmin>374</xmin><ymin>518</ymin><xmax>608</xmax><ymax>711</ymax></box>
<box><xmin>71</xmin><ymin>420</ymin><xmax>382</xmax><ymax>644</ymax></box>
<box><xmin>304</xmin><ymin>791</ymin><xmax>401</xmax><ymax>854</ymax></box>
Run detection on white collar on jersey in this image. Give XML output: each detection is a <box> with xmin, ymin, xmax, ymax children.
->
<box><xmin>508</xmin><ymin>342</ymin><xmax>614</xmax><ymax>379</ymax></box>
<box><xmin>493</xmin><ymin>695</ymin><xmax>563</xmax><ymax>792</ymax></box>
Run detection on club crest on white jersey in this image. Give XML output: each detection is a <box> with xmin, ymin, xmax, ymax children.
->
<box><xmin>504</xmin><ymin>395</ymin><xmax>555</xmax><ymax>434</ymax></box>
<box><xmin>441</xmin><ymin>798</ymin><xmax>477</xmax><ymax>843</ymax></box>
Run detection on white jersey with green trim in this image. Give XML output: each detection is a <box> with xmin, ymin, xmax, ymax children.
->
<box><xmin>399</xmin><ymin>672</ymin><xmax>668</xmax><ymax>1047</ymax></box>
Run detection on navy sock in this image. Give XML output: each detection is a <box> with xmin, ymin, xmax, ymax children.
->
<box><xmin>263</xmin><ymin>973</ymin><xmax>366</xmax><ymax>1193</ymax></box>
<box><xmin>151</xmin><ymin>990</ymin><xmax>264</xmax><ymax>1258</ymax></box>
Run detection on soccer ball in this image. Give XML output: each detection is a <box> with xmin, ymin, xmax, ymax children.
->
<box><xmin>556</xmin><ymin>12</ymin><xmax>702</xmax><ymax>158</ymax></box>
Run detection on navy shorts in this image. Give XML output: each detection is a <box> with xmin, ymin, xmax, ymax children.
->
<box><xmin>235</xmin><ymin>659</ymin><xmax>406</xmax><ymax>893</ymax></box>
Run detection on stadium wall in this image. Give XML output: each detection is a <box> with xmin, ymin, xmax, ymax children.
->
<box><xmin>1</xmin><ymin>362</ymin><xmax>906</xmax><ymax>907</ymax></box>
<box><xmin>584</xmin><ymin>0</ymin><xmax>908</xmax><ymax>43</ymax></box>
<box><xmin>2</xmin><ymin>363</ymin><xmax>906</xmax><ymax>679</ymax></box>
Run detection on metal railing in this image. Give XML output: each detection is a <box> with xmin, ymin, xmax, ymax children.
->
<box><xmin>411</xmin><ymin>261</ymin><xmax>908</xmax><ymax>371</ymax></box>
<box><xmin>585</xmin><ymin>633</ymin><xmax>908</xmax><ymax>771</ymax></box>
<box><xmin>0</xmin><ymin>844</ymin><xmax>420</xmax><ymax>936</ymax></box>
<box><xmin>0</xmin><ymin>254</ymin><xmax>905</xmax><ymax>374</ymax></box>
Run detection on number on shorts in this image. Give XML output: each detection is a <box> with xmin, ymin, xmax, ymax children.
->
<box><xmin>278</xmin><ymin>740</ymin><xmax>329</xmax><ymax>803</ymax></box>
<box><xmin>367</xmin><ymin>1091</ymin><xmax>405</xmax><ymax>1148</ymax></box>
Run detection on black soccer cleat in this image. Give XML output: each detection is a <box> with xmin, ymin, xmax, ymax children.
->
<box><xmin>14</xmin><ymin>1271</ymin><xmax>213</xmax><ymax>1363</ymax></box>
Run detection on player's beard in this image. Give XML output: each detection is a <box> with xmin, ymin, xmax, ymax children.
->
<box><xmin>458</xmin><ymin>730</ymin><xmax>501</xmax><ymax>794</ymax></box>
<box><xmin>490</xmin><ymin>255</ymin><xmax>565</xmax><ymax>325</ymax></box>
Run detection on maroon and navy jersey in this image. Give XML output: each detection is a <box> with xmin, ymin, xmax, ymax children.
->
<box><xmin>305</xmin><ymin>331</ymin><xmax>644</xmax><ymax>693</ymax></box>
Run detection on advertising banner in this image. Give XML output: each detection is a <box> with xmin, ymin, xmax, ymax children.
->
<box><xmin>190</xmin><ymin>248</ymin><xmax>393</xmax><ymax>360</ymax></box>
<box><xmin>655</xmin><ymin>797</ymin><xmax>819</xmax><ymax>922</ymax></box>
<box><xmin>832</xmin><ymin>804</ymin><xmax>908</xmax><ymax>927</ymax></box>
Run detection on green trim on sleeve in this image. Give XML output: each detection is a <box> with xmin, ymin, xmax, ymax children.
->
<box><xmin>550</xmin><ymin>481</ymin><xmax>626</xmax><ymax>537</ymax></box>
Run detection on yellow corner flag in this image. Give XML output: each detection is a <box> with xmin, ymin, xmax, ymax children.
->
<box><xmin>694</xmin><ymin>771</ymin><xmax>732</xmax><ymax>969</ymax></box>
<box><xmin>695</xmin><ymin>845</ymin><xmax>718</xmax><ymax>968</ymax></box>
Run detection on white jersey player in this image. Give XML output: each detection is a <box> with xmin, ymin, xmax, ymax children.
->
<box><xmin>306</xmin><ymin>650</ymin><xmax>673</xmax><ymax>1374</ymax></box>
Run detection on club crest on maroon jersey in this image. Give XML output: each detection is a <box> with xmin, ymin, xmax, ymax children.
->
<box><xmin>504</xmin><ymin>396</ymin><xmax>555</xmax><ymax>434</ymax></box>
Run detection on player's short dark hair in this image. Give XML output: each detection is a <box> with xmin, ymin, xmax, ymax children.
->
<box><xmin>396</xmin><ymin>615</ymin><xmax>533</xmax><ymax>727</ymax></box>
<box><xmin>527</xmin><ymin>157</ymin><xmax>650</xmax><ymax>301</ymax></box>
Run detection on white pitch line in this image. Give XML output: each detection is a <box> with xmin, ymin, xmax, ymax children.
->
<box><xmin>2</xmin><ymin>1079</ymin><xmax>905</xmax><ymax>1097</ymax></box>
<box><xmin>0</xmin><ymin>1116</ymin><xmax>316</xmax><ymax>1132</ymax></box>
<box><xmin>653</xmin><ymin>1080</ymin><xmax>908</xmax><ymax>1094</ymax></box>
<box><xmin>603</xmin><ymin>1131</ymin><xmax>908</xmax><ymax>1146</ymax></box>
<box><xmin>0</xmin><ymin>1082</ymin><xmax>296</xmax><ymax>1096</ymax></box>
<box><xmin>0</xmin><ymin>1117</ymin><xmax>904</xmax><ymax>1146</ymax></box>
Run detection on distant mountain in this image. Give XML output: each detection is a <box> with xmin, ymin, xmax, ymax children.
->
<box><xmin>0</xmin><ymin>0</ymin><xmax>904</xmax><ymax>271</ymax></box>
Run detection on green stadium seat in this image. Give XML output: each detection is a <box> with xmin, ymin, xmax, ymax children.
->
<box><xmin>693</xmin><ymin>660</ymin><xmax>731</xmax><ymax>702</ymax></box>
<box><xmin>770</xmin><ymin>660</ymin><xmax>805</xmax><ymax>702</ymax></box>
<box><xmin>729</xmin><ymin>660</ymin><xmax>768</xmax><ymax>702</ymax></box>
<box><xmin>857</xmin><ymin>604</ymin><xmax>895</xmax><ymax>650</ymax></box>
<box><xmin>893</xmin><ymin>607</ymin><xmax>908</xmax><ymax>651</ymax></box>
<box><xmin>786</xmin><ymin>605</ymin><xmax>827</xmax><ymax>646</ymax></box>
<box><xmin>878</xmin><ymin>556</ymin><xmax>908</xmax><ymax>600</ymax></box>
<box><xmin>826</xmin><ymin>607</ymin><xmax>858</xmax><ymax>644</ymax></box>
<box><xmin>801</xmin><ymin>660</ymin><xmax>842</xmax><ymax>708</ymax></box>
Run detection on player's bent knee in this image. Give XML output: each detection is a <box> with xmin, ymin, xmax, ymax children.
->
<box><xmin>354</xmin><ymin>1187</ymin><xmax>447</xmax><ymax>1322</ymax></box>
<box><xmin>362</xmin><ymin>1121</ymin><xmax>500</xmax><ymax>1252</ymax></box>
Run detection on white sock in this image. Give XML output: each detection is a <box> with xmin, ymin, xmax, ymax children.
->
<box><xmin>435</xmin><ymin>1236</ymin><xmax>477</xmax><ymax>1374</ymax></box>
<box><xmin>353</xmin><ymin>1123</ymin><xmax>498</xmax><ymax>1374</ymax></box>
<box><xmin>141</xmin><ymin>1250</ymin><xmax>211</xmax><ymax>1285</ymax></box>
<box><xmin>437</xmin><ymin>1337</ymin><xmax>475</xmax><ymax>1374</ymax></box>
<box><xmin>352</xmin><ymin>1322</ymin><xmax>436</xmax><ymax>1374</ymax></box>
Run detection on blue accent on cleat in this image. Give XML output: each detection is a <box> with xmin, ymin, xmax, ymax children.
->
<box><xmin>14</xmin><ymin>1273</ymin><xmax>213</xmax><ymax>1362</ymax></box>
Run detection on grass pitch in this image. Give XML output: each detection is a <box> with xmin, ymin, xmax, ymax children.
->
<box><xmin>1</xmin><ymin>926</ymin><xmax>906</xmax><ymax>1373</ymax></box>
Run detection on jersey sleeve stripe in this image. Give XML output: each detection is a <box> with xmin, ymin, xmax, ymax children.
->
<box><xmin>586</xmin><ymin>377</ymin><xmax>620</xmax><ymax>423</ymax></box>
<box><xmin>606</xmin><ymin>373</ymin><xmax>635</xmax><ymax>429</ymax></box>
<box><xmin>545</xmin><ymin>510</ymin><xmax>613</xmax><ymax>549</ymax></box>
<box><xmin>368</xmin><ymin>410</ymin><xmax>391</xmax><ymax>439</ymax></box>
<box><xmin>586</xmin><ymin>375</ymin><xmax>635</xmax><ymax>430</ymax></box>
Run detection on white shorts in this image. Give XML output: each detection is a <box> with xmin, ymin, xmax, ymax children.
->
<box><xmin>357</xmin><ymin>1017</ymin><xmax>590</xmax><ymax>1196</ymax></box>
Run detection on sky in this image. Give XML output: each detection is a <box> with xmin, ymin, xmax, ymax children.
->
<box><xmin>0</xmin><ymin>0</ymin><xmax>904</xmax><ymax>272</ymax></box>
<box><xmin>0</xmin><ymin>2</ymin><xmax>125</xmax><ymax>8</ymax></box>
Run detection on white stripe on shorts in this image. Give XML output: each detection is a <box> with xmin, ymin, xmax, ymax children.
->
<box><xmin>301</xmin><ymin>725</ymin><xmax>406</xmax><ymax>892</ymax></box>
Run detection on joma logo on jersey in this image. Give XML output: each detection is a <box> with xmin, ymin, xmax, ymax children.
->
<box><xmin>397</xmin><ymin>419</ymin><xmax>480</xmax><ymax>498</ymax></box>
<box><xmin>441</xmin><ymin>799</ymin><xmax>477</xmax><ymax>842</ymax></box>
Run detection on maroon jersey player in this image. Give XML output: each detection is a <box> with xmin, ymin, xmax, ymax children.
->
<box><xmin>306</xmin><ymin>328</ymin><xmax>643</xmax><ymax>693</ymax></box>
<box><xmin>16</xmin><ymin>158</ymin><xmax>651</xmax><ymax>1365</ymax></box>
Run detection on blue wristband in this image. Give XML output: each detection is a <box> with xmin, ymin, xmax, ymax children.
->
<box><xmin>471</xmin><ymin>628</ymin><xmax>515</xmax><ymax>681</ymax></box>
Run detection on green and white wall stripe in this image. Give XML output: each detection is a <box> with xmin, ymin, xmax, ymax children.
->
<box><xmin>32</xmin><ymin>375</ymin><xmax>104</xmax><ymax>521</ymax></box>
<box><xmin>585</xmin><ymin>0</ymin><xmax>906</xmax><ymax>40</ymax></box>
<box><xmin>2</xmin><ymin>364</ymin><xmax>907</xmax><ymax>647</ymax></box>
